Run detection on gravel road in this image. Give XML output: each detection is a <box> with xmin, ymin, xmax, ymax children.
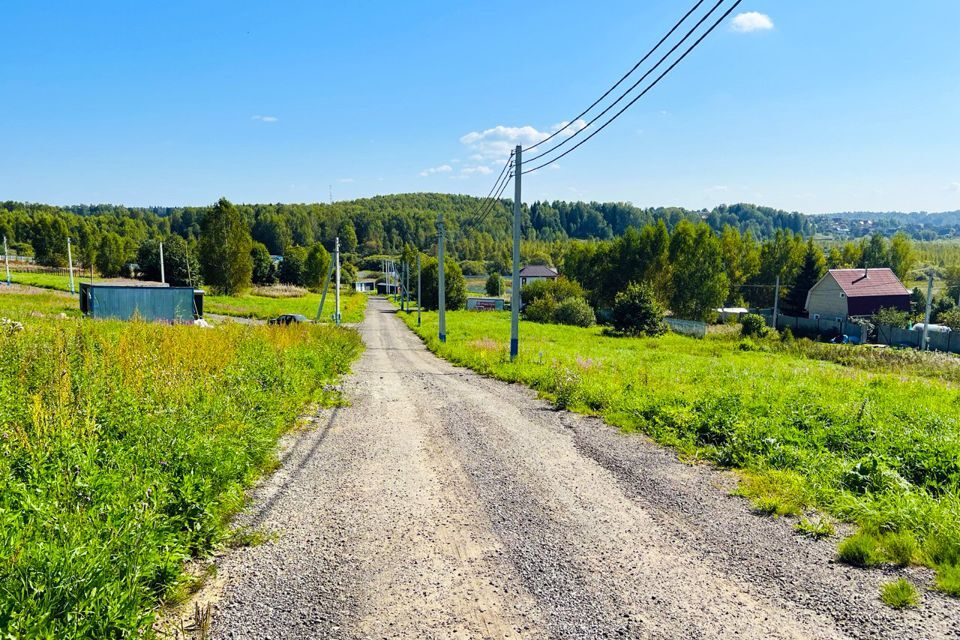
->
<box><xmin>210</xmin><ymin>298</ymin><xmax>959</xmax><ymax>639</ymax></box>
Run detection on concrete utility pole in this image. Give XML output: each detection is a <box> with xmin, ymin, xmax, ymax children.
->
<box><xmin>315</xmin><ymin>260</ymin><xmax>335</xmax><ymax>322</ymax></box>
<box><xmin>67</xmin><ymin>237</ymin><xmax>76</xmax><ymax>294</ymax></box>
<box><xmin>438</xmin><ymin>214</ymin><xmax>446</xmax><ymax>343</ymax></box>
<box><xmin>922</xmin><ymin>272</ymin><xmax>934</xmax><ymax>350</ymax></box>
<box><xmin>772</xmin><ymin>275</ymin><xmax>780</xmax><ymax>331</ymax></box>
<box><xmin>510</xmin><ymin>144</ymin><xmax>522</xmax><ymax>361</ymax></box>
<box><xmin>335</xmin><ymin>237</ymin><xmax>341</xmax><ymax>326</ymax></box>
<box><xmin>417</xmin><ymin>253</ymin><xmax>422</xmax><ymax>327</ymax></box>
<box><xmin>3</xmin><ymin>236</ymin><xmax>10</xmax><ymax>286</ymax></box>
<box><xmin>159</xmin><ymin>242</ymin><xmax>166</xmax><ymax>284</ymax></box>
<box><xmin>405</xmin><ymin>260</ymin><xmax>410</xmax><ymax>312</ymax></box>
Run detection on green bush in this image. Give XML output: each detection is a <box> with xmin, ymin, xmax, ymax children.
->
<box><xmin>459</xmin><ymin>260</ymin><xmax>487</xmax><ymax>276</ymax></box>
<box><xmin>524</xmin><ymin>295</ymin><xmax>558</xmax><ymax>323</ymax></box>
<box><xmin>485</xmin><ymin>272</ymin><xmax>503</xmax><ymax>296</ymax></box>
<box><xmin>419</xmin><ymin>257</ymin><xmax>467</xmax><ymax>311</ymax></box>
<box><xmin>740</xmin><ymin>313</ymin><xmax>768</xmax><ymax>337</ymax></box>
<box><xmin>873</xmin><ymin>306</ymin><xmax>911</xmax><ymax>329</ymax></box>
<box><xmin>520</xmin><ymin>277</ymin><xmax>584</xmax><ymax>308</ymax></box>
<box><xmin>554</xmin><ymin>297</ymin><xmax>596</xmax><ymax>328</ymax></box>
<box><xmin>611</xmin><ymin>282</ymin><xmax>665</xmax><ymax>336</ymax></box>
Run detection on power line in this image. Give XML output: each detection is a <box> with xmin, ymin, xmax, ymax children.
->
<box><xmin>523</xmin><ymin>0</ymin><xmax>730</xmax><ymax>166</ymax></box>
<box><xmin>471</xmin><ymin>173</ymin><xmax>514</xmax><ymax>230</ymax></box>
<box><xmin>522</xmin><ymin>0</ymin><xmax>742</xmax><ymax>175</ymax></box>
<box><xmin>523</xmin><ymin>0</ymin><xmax>707</xmax><ymax>153</ymax></box>
<box><xmin>462</xmin><ymin>155</ymin><xmax>514</xmax><ymax>231</ymax></box>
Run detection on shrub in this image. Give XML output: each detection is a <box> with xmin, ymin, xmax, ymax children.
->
<box><xmin>837</xmin><ymin>532</ymin><xmax>881</xmax><ymax>567</ymax></box>
<box><xmin>936</xmin><ymin>307</ymin><xmax>960</xmax><ymax>330</ymax></box>
<box><xmin>552</xmin><ymin>366</ymin><xmax>582</xmax><ymax>410</ymax></box>
<box><xmin>419</xmin><ymin>257</ymin><xmax>467</xmax><ymax>311</ymax></box>
<box><xmin>740</xmin><ymin>313</ymin><xmax>768</xmax><ymax>337</ymax></box>
<box><xmin>524</xmin><ymin>295</ymin><xmax>558</xmax><ymax>323</ymax></box>
<box><xmin>554</xmin><ymin>297</ymin><xmax>596</xmax><ymax>328</ymax></box>
<box><xmin>611</xmin><ymin>282</ymin><xmax>666</xmax><ymax>336</ymax></box>
<box><xmin>880</xmin><ymin>579</ymin><xmax>920</xmax><ymax>609</ymax></box>
<box><xmin>459</xmin><ymin>260</ymin><xmax>487</xmax><ymax>276</ymax></box>
<box><xmin>873</xmin><ymin>306</ymin><xmax>911</xmax><ymax>329</ymax></box>
<box><xmin>485</xmin><ymin>272</ymin><xmax>503</xmax><ymax>297</ymax></box>
<box><xmin>520</xmin><ymin>277</ymin><xmax>584</xmax><ymax>308</ymax></box>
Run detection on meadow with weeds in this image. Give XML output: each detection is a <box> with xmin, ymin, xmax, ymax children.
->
<box><xmin>0</xmin><ymin>309</ymin><xmax>362</xmax><ymax>637</ymax></box>
<box><xmin>6</xmin><ymin>269</ymin><xmax>368</xmax><ymax>323</ymax></box>
<box><xmin>400</xmin><ymin>309</ymin><xmax>960</xmax><ymax>597</ymax></box>
<box><xmin>205</xmin><ymin>288</ymin><xmax>367</xmax><ymax>323</ymax></box>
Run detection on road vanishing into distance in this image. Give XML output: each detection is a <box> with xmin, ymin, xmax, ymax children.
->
<box><xmin>210</xmin><ymin>298</ymin><xmax>957</xmax><ymax>639</ymax></box>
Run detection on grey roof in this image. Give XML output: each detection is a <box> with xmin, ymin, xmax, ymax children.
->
<box><xmin>519</xmin><ymin>265</ymin><xmax>558</xmax><ymax>278</ymax></box>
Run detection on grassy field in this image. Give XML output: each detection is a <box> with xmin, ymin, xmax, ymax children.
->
<box><xmin>400</xmin><ymin>309</ymin><xmax>960</xmax><ymax>596</ymax></box>
<box><xmin>5</xmin><ymin>270</ymin><xmax>367</xmax><ymax>324</ymax></box>
<box><xmin>0</xmin><ymin>288</ymin><xmax>80</xmax><ymax>317</ymax></box>
<box><xmin>205</xmin><ymin>289</ymin><xmax>367</xmax><ymax>323</ymax></box>
<box><xmin>8</xmin><ymin>271</ymin><xmax>79</xmax><ymax>291</ymax></box>
<box><xmin>0</xmin><ymin>308</ymin><xmax>363</xmax><ymax>636</ymax></box>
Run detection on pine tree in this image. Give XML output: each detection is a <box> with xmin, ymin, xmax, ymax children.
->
<box><xmin>784</xmin><ymin>239</ymin><xmax>826</xmax><ymax>315</ymax></box>
<box><xmin>199</xmin><ymin>198</ymin><xmax>253</xmax><ymax>294</ymax></box>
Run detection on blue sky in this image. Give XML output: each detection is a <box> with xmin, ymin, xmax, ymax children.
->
<box><xmin>2</xmin><ymin>1</ymin><xmax>958</xmax><ymax>214</ymax></box>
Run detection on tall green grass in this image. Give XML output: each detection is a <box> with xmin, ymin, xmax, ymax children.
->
<box><xmin>400</xmin><ymin>309</ymin><xmax>960</xmax><ymax>592</ymax></box>
<box><xmin>0</xmin><ymin>314</ymin><xmax>362</xmax><ymax>636</ymax></box>
<box><xmin>205</xmin><ymin>289</ymin><xmax>367</xmax><ymax>323</ymax></box>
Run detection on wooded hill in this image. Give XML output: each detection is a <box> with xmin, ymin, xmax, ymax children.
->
<box><xmin>1</xmin><ymin>195</ymin><xmax>809</xmax><ymax>269</ymax></box>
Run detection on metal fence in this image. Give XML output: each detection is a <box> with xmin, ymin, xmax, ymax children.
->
<box><xmin>665</xmin><ymin>317</ymin><xmax>707</xmax><ymax>338</ymax></box>
<box><xmin>759</xmin><ymin>312</ymin><xmax>869</xmax><ymax>343</ymax></box>
<box><xmin>876</xmin><ymin>324</ymin><xmax>960</xmax><ymax>353</ymax></box>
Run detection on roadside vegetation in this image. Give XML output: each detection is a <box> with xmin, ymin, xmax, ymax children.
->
<box><xmin>206</xmin><ymin>288</ymin><xmax>367</xmax><ymax>322</ymax></box>
<box><xmin>399</xmin><ymin>309</ymin><xmax>960</xmax><ymax>597</ymax></box>
<box><xmin>0</xmin><ymin>311</ymin><xmax>362</xmax><ymax>636</ymax></box>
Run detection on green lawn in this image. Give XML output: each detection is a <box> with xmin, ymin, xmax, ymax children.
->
<box><xmin>8</xmin><ymin>271</ymin><xmax>78</xmax><ymax>291</ymax></box>
<box><xmin>205</xmin><ymin>289</ymin><xmax>367</xmax><ymax>323</ymax></box>
<box><xmin>0</xmin><ymin>312</ymin><xmax>363</xmax><ymax>637</ymax></box>
<box><xmin>400</xmin><ymin>309</ymin><xmax>960</xmax><ymax>594</ymax></box>
<box><xmin>0</xmin><ymin>289</ymin><xmax>80</xmax><ymax>317</ymax></box>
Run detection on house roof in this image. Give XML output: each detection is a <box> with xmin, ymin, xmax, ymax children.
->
<box><xmin>826</xmin><ymin>268</ymin><xmax>909</xmax><ymax>298</ymax></box>
<box><xmin>519</xmin><ymin>265</ymin><xmax>558</xmax><ymax>277</ymax></box>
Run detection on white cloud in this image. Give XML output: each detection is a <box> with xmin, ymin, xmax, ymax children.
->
<box><xmin>459</xmin><ymin>165</ymin><xmax>493</xmax><ymax>177</ymax></box>
<box><xmin>419</xmin><ymin>164</ymin><xmax>453</xmax><ymax>177</ymax></box>
<box><xmin>950</xmin><ymin>181</ymin><xmax>960</xmax><ymax>192</ymax></box>
<box><xmin>337</xmin><ymin>178</ymin><xmax>355</xmax><ymax>183</ymax></box>
<box><xmin>459</xmin><ymin>120</ymin><xmax>587</xmax><ymax>161</ymax></box>
<box><xmin>251</xmin><ymin>115</ymin><xmax>278</xmax><ymax>123</ymax></box>
<box><xmin>731</xmin><ymin>12</ymin><xmax>774</xmax><ymax>33</ymax></box>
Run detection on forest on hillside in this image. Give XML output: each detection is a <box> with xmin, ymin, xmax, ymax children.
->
<box><xmin>0</xmin><ymin>195</ymin><xmax>810</xmax><ymax>271</ymax></box>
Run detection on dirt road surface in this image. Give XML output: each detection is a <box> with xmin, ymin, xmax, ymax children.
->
<box><xmin>210</xmin><ymin>298</ymin><xmax>958</xmax><ymax>639</ymax></box>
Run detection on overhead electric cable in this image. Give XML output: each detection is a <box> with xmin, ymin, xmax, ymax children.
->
<box><xmin>523</xmin><ymin>0</ymin><xmax>730</xmax><ymax>165</ymax></box>
<box><xmin>522</xmin><ymin>0</ymin><xmax>742</xmax><ymax>175</ymax></box>
<box><xmin>523</xmin><ymin>0</ymin><xmax>707</xmax><ymax>153</ymax></box>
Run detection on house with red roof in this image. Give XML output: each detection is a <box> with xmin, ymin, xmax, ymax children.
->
<box><xmin>804</xmin><ymin>268</ymin><xmax>910</xmax><ymax>320</ymax></box>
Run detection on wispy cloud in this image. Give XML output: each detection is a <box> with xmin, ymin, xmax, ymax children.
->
<box><xmin>338</xmin><ymin>178</ymin><xmax>355</xmax><ymax>184</ymax></box>
<box><xmin>251</xmin><ymin>115</ymin><xmax>278</xmax><ymax>123</ymax></box>
<box><xmin>459</xmin><ymin>120</ymin><xmax>588</xmax><ymax>161</ymax></box>
<box><xmin>419</xmin><ymin>164</ymin><xmax>453</xmax><ymax>177</ymax></box>
<box><xmin>731</xmin><ymin>11</ymin><xmax>774</xmax><ymax>33</ymax></box>
<box><xmin>459</xmin><ymin>165</ymin><xmax>493</xmax><ymax>177</ymax></box>
<box><xmin>949</xmin><ymin>181</ymin><xmax>960</xmax><ymax>192</ymax></box>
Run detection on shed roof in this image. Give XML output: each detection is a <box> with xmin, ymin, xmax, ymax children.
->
<box><xmin>827</xmin><ymin>268</ymin><xmax>909</xmax><ymax>298</ymax></box>
<box><xmin>519</xmin><ymin>265</ymin><xmax>558</xmax><ymax>277</ymax></box>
